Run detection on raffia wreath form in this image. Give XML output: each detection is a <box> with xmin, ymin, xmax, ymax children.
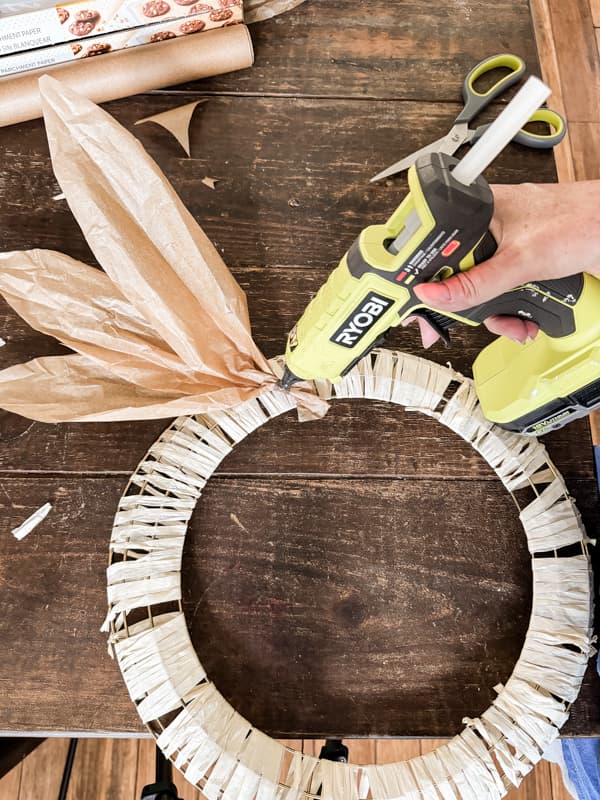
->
<box><xmin>105</xmin><ymin>350</ymin><xmax>594</xmax><ymax>800</ymax></box>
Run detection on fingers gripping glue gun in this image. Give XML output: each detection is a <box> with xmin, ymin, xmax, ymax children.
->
<box><xmin>280</xmin><ymin>79</ymin><xmax>600</xmax><ymax>435</ymax></box>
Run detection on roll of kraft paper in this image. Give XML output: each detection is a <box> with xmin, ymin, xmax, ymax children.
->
<box><xmin>0</xmin><ymin>25</ymin><xmax>254</xmax><ymax>127</ymax></box>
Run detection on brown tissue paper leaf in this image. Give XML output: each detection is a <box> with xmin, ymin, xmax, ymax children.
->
<box><xmin>0</xmin><ymin>76</ymin><xmax>328</xmax><ymax>423</ymax></box>
<box><xmin>245</xmin><ymin>0</ymin><xmax>307</xmax><ymax>23</ymax></box>
<box><xmin>135</xmin><ymin>100</ymin><xmax>206</xmax><ymax>158</ymax></box>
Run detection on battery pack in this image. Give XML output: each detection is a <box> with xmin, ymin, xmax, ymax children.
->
<box><xmin>473</xmin><ymin>278</ymin><xmax>600</xmax><ymax>435</ymax></box>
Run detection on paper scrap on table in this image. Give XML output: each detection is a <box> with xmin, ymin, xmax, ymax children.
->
<box><xmin>135</xmin><ymin>101</ymin><xmax>206</xmax><ymax>158</ymax></box>
<box><xmin>12</xmin><ymin>502</ymin><xmax>52</xmax><ymax>540</ymax></box>
<box><xmin>201</xmin><ymin>177</ymin><xmax>218</xmax><ymax>190</ymax></box>
<box><xmin>245</xmin><ymin>0</ymin><xmax>307</xmax><ymax>23</ymax></box>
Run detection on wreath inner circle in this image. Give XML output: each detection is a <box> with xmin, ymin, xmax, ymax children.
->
<box><xmin>106</xmin><ymin>349</ymin><xmax>593</xmax><ymax>800</ymax></box>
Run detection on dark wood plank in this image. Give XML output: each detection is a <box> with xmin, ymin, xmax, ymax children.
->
<box><xmin>183</xmin><ymin>475</ymin><xmax>600</xmax><ymax>737</ymax></box>
<box><xmin>0</xmin><ymin>477</ymin><xmax>597</xmax><ymax>736</ymax></box>
<box><xmin>547</xmin><ymin>0</ymin><xmax>600</xmax><ymax>122</ymax></box>
<box><xmin>529</xmin><ymin>0</ymin><xmax>576</xmax><ymax>181</ymax></box>
<box><xmin>1</xmin><ymin>266</ymin><xmax>590</xmax><ymax>480</ymax></box>
<box><xmin>0</xmin><ymin>0</ymin><xmax>592</xmax><ymax>749</ymax></box>
<box><xmin>0</xmin><ymin>89</ymin><xmax>565</xmax><ymax>478</ymax></box>
<box><xmin>188</xmin><ymin>0</ymin><xmax>543</xmax><ymax>100</ymax></box>
<box><xmin>0</xmin><ymin>398</ymin><xmax>591</xmax><ymax>492</ymax></box>
<box><xmin>0</xmin><ymin>478</ymin><xmax>141</xmax><ymax>734</ymax></box>
<box><xmin>0</xmin><ymin>97</ymin><xmax>557</xmax><ymax>270</ymax></box>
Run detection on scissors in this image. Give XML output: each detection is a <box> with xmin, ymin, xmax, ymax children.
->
<box><xmin>370</xmin><ymin>53</ymin><xmax>567</xmax><ymax>183</ymax></box>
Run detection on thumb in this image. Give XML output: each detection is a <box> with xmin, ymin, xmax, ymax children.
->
<box><xmin>414</xmin><ymin>247</ymin><xmax>529</xmax><ymax>311</ymax></box>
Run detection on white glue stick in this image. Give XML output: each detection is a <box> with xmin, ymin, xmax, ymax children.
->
<box><xmin>452</xmin><ymin>76</ymin><xmax>551</xmax><ymax>186</ymax></box>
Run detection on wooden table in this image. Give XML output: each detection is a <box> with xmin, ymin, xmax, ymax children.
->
<box><xmin>0</xmin><ymin>0</ymin><xmax>598</xmax><ymax>739</ymax></box>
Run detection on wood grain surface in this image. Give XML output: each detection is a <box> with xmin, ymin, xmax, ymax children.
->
<box><xmin>545</xmin><ymin>0</ymin><xmax>600</xmax><ymax>122</ymax></box>
<box><xmin>0</xmin><ymin>474</ymin><xmax>597</xmax><ymax>736</ymax></box>
<box><xmin>0</xmin><ymin>0</ymin><xmax>598</xmax><ymax>738</ymax></box>
<box><xmin>529</xmin><ymin>0</ymin><xmax>576</xmax><ymax>182</ymax></box>
<box><xmin>182</xmin><ymin>0</ymin><xmax>545</xmax><ymax>99</ymax></box>
<box><xmin>0</xmin><ymin>737</ymin><xmax>573</xmax><ymax>799</ymax></box>
<box><xmin>569</xmin><ymin>121</ymin><xmax>600</xmax><ymax>179</ymax></box>
<box><xmin>0</xmin><ymin>99</ymin><xmax>557</xmax><ymax>269</ymax></box>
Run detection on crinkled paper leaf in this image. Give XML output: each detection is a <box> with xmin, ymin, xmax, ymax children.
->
<box><xmin>0</xmin><ymin>77</ymin><xmax>328</xmax><ymax>422</ymax></box>
<box><xmin>0</xmin><ymin>355</ymin><xmax>275</xmax><ymax>422</ymax></box>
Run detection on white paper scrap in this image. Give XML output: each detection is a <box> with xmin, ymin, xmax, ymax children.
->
<box><xmin>12</xmin><ymin>502</ymin><xmax>52</xmax><ymax>540</ymax></box>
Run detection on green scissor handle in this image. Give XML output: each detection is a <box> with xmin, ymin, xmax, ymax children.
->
<box><xmin>513</xmin><ymin>107</ymin><xmax>567</xmax><ymax>148</ymax></box>
<box><xmin>472</xmin><ymin>107</ymin><xmax>567</xmax><ymax>149</ymax></box>
<box><xmin>455</xmin><ymin>53</ymin><xmax>526</xmax><ymax>124</ymax></box>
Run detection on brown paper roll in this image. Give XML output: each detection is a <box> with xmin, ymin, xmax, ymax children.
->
<box><xmin>0</xmin><ymin>25</ymin><xmax>254</xmax><ymax>127</ymax></box>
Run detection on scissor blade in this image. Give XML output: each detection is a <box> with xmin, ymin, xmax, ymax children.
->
<box><xmin>370</xmin><ymin>124</ymin><xmax>470</xmax><ymax>183</ymax></box>
<box><xmin>370</xmin><ymin>139</ymin><xmax>444</xmax><ymax>183</ymax></box>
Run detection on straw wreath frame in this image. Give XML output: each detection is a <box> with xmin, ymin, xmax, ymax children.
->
<box><xmin>105</xmin><ymin>349</ymin><xmax>594</xmax><ymax>800</ymax></box>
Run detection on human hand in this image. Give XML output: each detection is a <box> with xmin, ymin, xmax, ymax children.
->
<box><xmin>409</xmin><ymin>181</ymin><xmax>600</xmax><ymax>347</ymax></box>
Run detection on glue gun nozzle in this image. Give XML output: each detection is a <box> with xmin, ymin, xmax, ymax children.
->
<box><xmin>280</xmin><ymin>366</ymin><xmax>302</xmax><ymax>390</ymax></box>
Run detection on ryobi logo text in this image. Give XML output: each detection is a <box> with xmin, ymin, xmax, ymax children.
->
<box><xmin>331</xmin><ymin>292</ymin><xmax>394</xmax><ymax>348</ymax></box>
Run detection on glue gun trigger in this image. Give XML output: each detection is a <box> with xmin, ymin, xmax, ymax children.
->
<box><xmin>410</xmin><ymin>309</ymin><xmax>456</xmax><ymax>348</ymax></box>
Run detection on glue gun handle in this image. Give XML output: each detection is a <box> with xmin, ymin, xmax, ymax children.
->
<box><xmin>459</xmin><ymin>274</ymin><xmax>584</xmax><ymax>338</ymax></box>
<box><xmin>425</xmin><ymin>232</ymin><xmax>583</xmax><ymax>340</ymax></box>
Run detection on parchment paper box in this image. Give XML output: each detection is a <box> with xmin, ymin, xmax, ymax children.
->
<box><xmin>0</xmin><ymin>0</ymin><xmax>242</xmax><ymax>56</ymax></box>
<box><xmin>0</xmin><ymin>24</ymin><xmax>254</xmax><ymax>127</ymax></box>
<box><xmin>0</xmin><ymin>5</ymin><xmax>243</xmax><ymax>75</ymax></box>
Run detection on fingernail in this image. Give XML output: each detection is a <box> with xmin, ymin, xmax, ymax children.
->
<box><xmin>415</xmin><ymin>282</ymin><xmax>451</xmax><ymax>303</ymax></box>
